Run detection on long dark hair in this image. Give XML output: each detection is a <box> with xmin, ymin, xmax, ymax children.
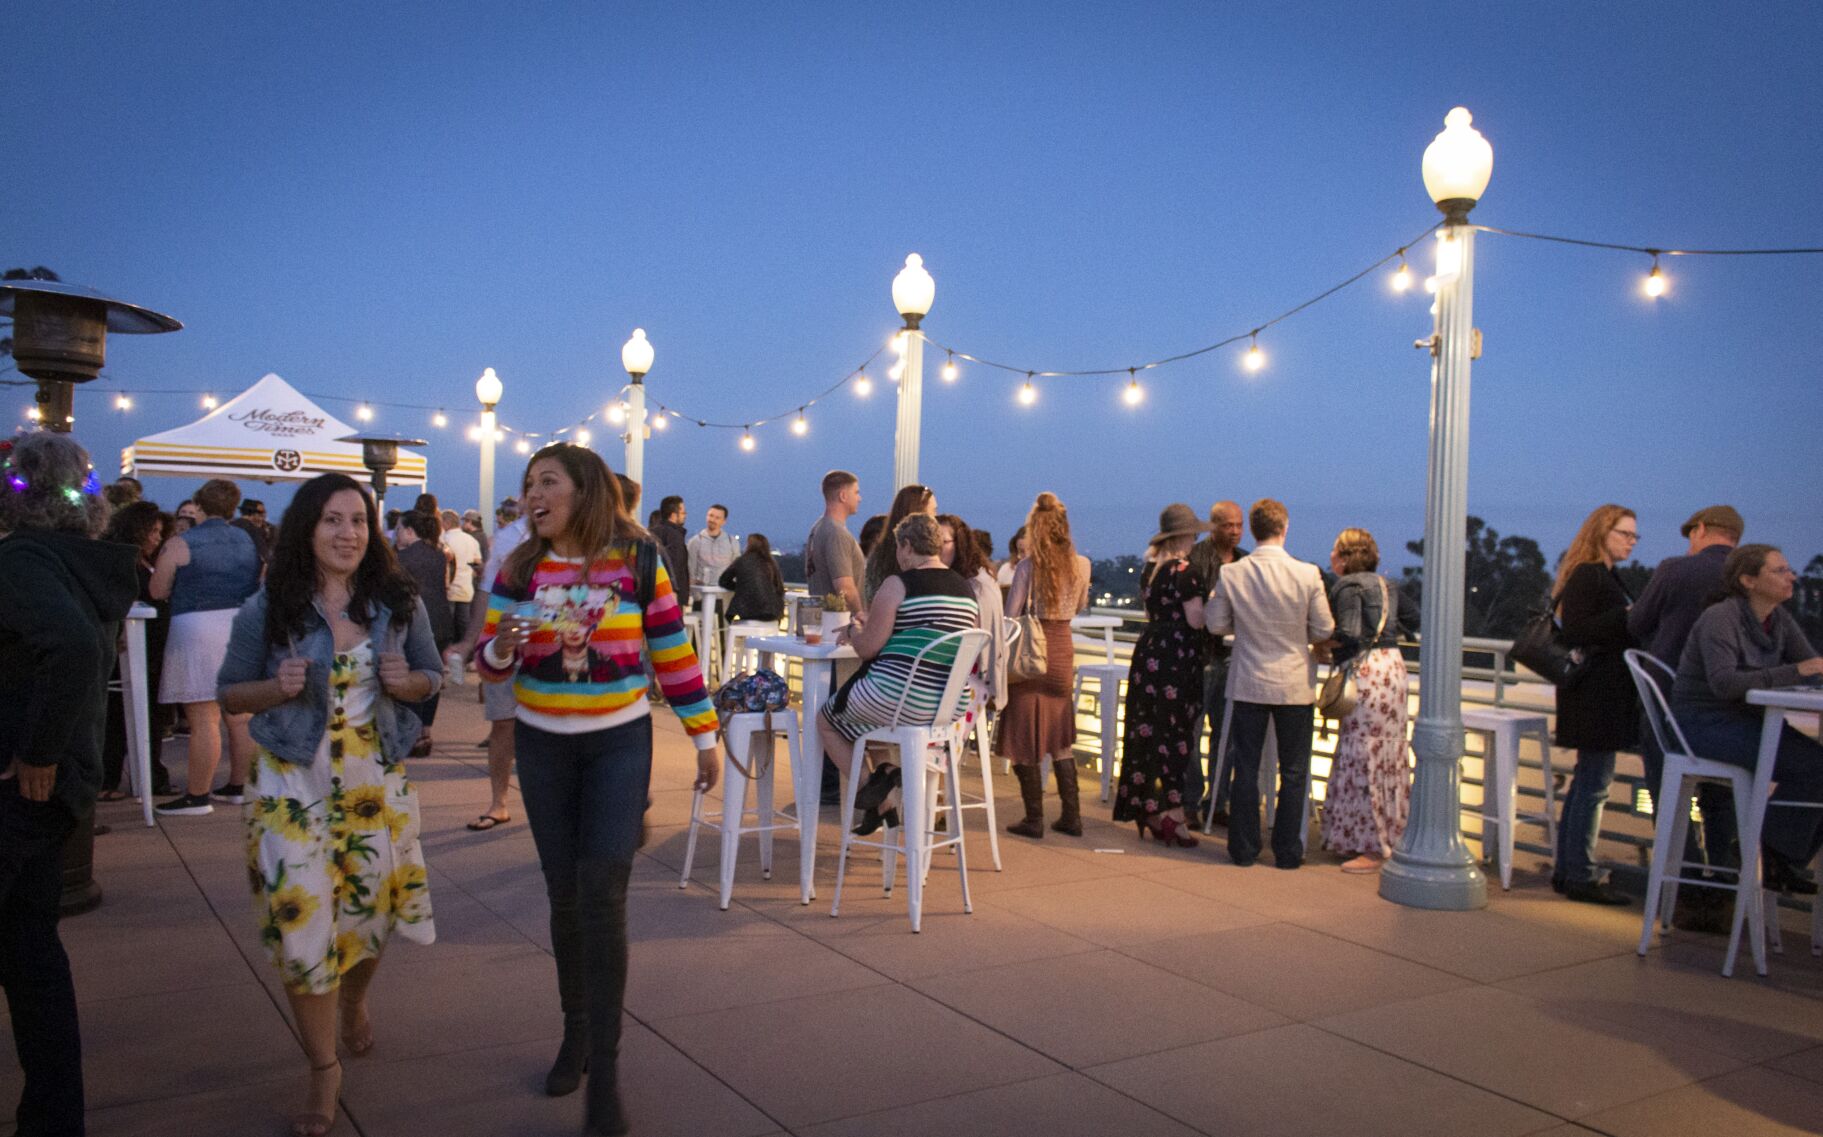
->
<box><xmin>502</xmin><ymin>444</ymin><xmax>648</xmax><ymax>590</ymax></box>
<box><xmin>938</xmin><ymin>514</ymin><xmax>988</xmax><ymax>580</ymax></box>
<box><xmin>745</xmin><ymin>533</ymin><xmax>784</xmax><ymax>594</ymax></box>
<box><xmin>102</xmin><ymin>500</ymin><xmax>166</xmax><ymax>559</ymax></box>
<box><xmin>264</xmin><ymin>474</ymin><xmax>417</xmax><ymax>646</ymax></box>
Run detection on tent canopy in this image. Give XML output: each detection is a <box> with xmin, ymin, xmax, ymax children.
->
<box><xmin>122</xmin><ymin>373</ymin><xmax>428</xmax><ymax>487</ymax></box>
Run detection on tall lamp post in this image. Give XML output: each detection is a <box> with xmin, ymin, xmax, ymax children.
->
<box><xmin>621</xmin><ymin>328</ymin><xmax>654</xmax><ymax>484</ymax></box>
<box><xmin>890</xmin><ymin>254</ymin><xmax>934</xmax><ymax>491</ymax></box>
<box><xmin>1380</xmin><ymin>107</ymin><xmax>1494</xmax><ymax>911</ymax></box>
<box><xmin>475</xmin><ymin>368</ymin><xmax>503</xmax><ymax>536</ymax></box>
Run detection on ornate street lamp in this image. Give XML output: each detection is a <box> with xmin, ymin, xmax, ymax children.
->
<box><xmin>890</xmin><ymin>253</ymin><xmax>935</xmax><ymax>490</ymax></box>
<box><xmin>1380</xmin><ymin>107</ymin><xmax>1494</xmax><ymax>912</ymax></box>
<box><xmin>0</xmin><ymin>279</ymin><xmax>181</xmax><ymax>432</ymax></box>
<box><xmin>621</xmin><ymin>328</ymin><xmax>654</xmax><ymax>484</ymax></box>
<box><xmin>474</xmin><ymin>367</ymin><xmax>503</xmax><ymax>535</ymax></box>
<box><xmin>338</xmin><ymin>431</ymin><xmax>428</xmax><ymax>505</ymax></box>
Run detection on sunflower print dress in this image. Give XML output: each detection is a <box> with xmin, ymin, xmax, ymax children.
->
<box><xmin>246</xmin><ymin>641</ymin><xmax>435</xmax><ymax>995</ymax></box>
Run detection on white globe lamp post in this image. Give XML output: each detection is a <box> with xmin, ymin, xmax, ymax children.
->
<box><xmin>474</xmin><ymin>367</ymin><xmax>504</xmax><ymax>536</ymax></box>
<box><xmin>621</xmin><ymin>328</ymin><xmax>654</xmax><ymax>484</ymax></box>
<box><xmin>890</xmin><ymin>254</ymin><xmax>935</xmax><ymax>490</ymax></box>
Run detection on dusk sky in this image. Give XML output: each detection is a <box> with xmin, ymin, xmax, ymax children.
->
<box><xmin>6</xmin><ymin>3</ymin><xmax>1819</xmax><ymax>569</ymax></box>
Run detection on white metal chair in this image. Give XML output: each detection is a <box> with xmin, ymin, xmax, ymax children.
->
<box><xmin>1626</xmin><ymin>650</ymin><xmax>1764</xmax><ymax>976</ymax></box>
<box><xmin>680</xmin><ymin>708</ymin><xmax>810</xmax><ymax>908</ymax></box>
<box><xmin>832</xmin><ymin>629</ymin><xmax>990</xmax><ymax>933</ymax></box>
<box><xmin>1461</xmin><ymin>705</ymin><xmax>1557</xmax><ymax>890</ymax></box>
<box><xmin>1072</xmin><ymin>662</ymin><xmax>1128</xmax><ymax>802</ymax></box>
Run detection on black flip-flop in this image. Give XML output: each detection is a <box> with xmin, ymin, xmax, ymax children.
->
<box><xmin>466</xmin><ymin>814</ymin><xmax>510</xmax><ymax>831</ymax></box>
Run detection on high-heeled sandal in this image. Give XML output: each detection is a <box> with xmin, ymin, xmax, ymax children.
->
<box><xmin>292</xmin><ymin>1059</ymin><xmax>341</xmax><ymax>1137</ymax></box>
<box><xmin>1152</xmin><ymin>815</ymin><xmax>1199</xmax><ymax>849</ymax></box>
<box><xmin>339</xmin><ymin>993</ymin><xmax>373</xmax><ymax>1058</ymax></box>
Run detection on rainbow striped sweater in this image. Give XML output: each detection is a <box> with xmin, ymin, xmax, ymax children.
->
<box><xmin>476</xmin><ymin>546</ymin><xmax>719</xmax><ymax>748</ymax></box>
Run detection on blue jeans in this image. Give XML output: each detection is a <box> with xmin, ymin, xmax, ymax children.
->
<box><xmin>1226</xmin><ymin>701</ymin><xmax>1313</xmax><ymax>867</ymax></box>
<box><xmin>0</xmin><ymin>780</ymin><xmax>83</xmax><ymax>1136</ymax></box>
<box><xmin>514</xmin><ymin>717</ymin><xmax>653</xmax><ymax>1073</ymax></box>
<box><xmin>1679</xmin><ymin>708</ymin><xmax>1823</xmax><ymax>866</ymax></box>
<box><xmin>1556</xmin><ymin>749</ymin><xmax>1616</xmax><ymax>885</ymax></box>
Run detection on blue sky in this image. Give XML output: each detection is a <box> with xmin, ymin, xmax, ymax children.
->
<box><xmin>6</xmin><ymin>2</ymin><xmax>1819</xmax><ymax>568</ymax></box>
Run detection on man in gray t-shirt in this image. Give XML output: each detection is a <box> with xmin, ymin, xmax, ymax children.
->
<box><xmin>805</xmin><ymin>470</ymin><xmax>866</xmax><ymax>620</ymax></box>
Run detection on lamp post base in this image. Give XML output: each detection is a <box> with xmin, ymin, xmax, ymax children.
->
<box><xmin>1379</xmin><ymin>718</ymin><xmax>1488</xmax><ymax>910</ymax></box>
<box><xmin>1378</xmin><ymin>851</ymin><xmax>1488</xmax><ymax>911</ymax></box>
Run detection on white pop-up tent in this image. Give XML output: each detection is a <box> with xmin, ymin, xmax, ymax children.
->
<box><xmin>122</xmin><ymin>373</ymin><xmax>428</xmax><ymax>486</ymax></box>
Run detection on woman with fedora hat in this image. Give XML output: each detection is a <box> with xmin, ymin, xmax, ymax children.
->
<box><xmin>1111</xmin><ymin>504</ymin><xmax>1211</xmax><ymax>848</ymax></box>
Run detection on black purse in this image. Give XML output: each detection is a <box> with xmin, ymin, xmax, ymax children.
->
<box><xmin>1509</xmin><ymin>590</ymin><xmax>1589</xmax><ymax>688</ymax></box>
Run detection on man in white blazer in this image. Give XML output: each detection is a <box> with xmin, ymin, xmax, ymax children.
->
<box><xmin>1204</xmin><ymin>499</ymin><xmax>1335</xmax><ymax>868</ymax></box>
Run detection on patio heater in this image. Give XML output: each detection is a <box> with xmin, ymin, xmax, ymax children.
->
<box><xmin>339</xmin><ymin>431</ymin><xmax>428</xmax><ymax>505</ymax></box>
<box><xmin>0</xmin><ymin>279</ymin><xmax>180</xmax><ymax>916</ymax></box>
<box><xmin>0</xmin><ymin>279</ymin><xmax>182</xmax><ymax>433</ymax></box>
<box><xmin>890</xmin><ymin>254</ymin><xmax>935</xmax><ymax>491</ymax></box>
<box><xmin>1380</xmin><ymin>107</ymin><xmax>1494</xmax><ymax>911</ymax></box>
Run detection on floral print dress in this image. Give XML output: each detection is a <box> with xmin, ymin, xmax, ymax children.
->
<box><xmin>1113</xmin><ymin>559</ymin><xmax>1207</xmax><ymax>822</ymax></box>
<box><xmin>246</xmin><ymin>641</ymin><xmax>435</xmax><ymax>995</ymax></box>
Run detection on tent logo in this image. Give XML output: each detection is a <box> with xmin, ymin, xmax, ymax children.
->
<box><xmin>272</xmin><ymin>449</ymin><xmax>302</xmax><ymax>473</ymax></box>
<box><xmin>229</xmin><ymin>407</ymin><xmax>326</xmax><ymax>438</ymax></box>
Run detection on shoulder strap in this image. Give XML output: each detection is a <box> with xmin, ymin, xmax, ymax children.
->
<box><xmin>636</xmin><ymin>539</ymin><xmax>658</xmax><ymax>610</ymax></box>
<box><xmin>1373</xmin><ymin>577</ymin><xmax>1392</xmax><ymax>639</ymax></box>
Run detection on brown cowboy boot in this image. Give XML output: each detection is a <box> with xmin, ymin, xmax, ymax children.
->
<box><xmin>1050</xmin><ymin>758</ymin><xmax>1084</xmax><ymax>836</ymax></box>
<box><xmin>1007</xmin><ymin>764</ymin><xmax>1045</xmax><ymax>838</ymax></box>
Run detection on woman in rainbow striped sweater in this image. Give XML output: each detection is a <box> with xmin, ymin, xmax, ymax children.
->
<box><xmin>478</xmin><ymin>443</ymin><xmax>719</xmax><ymax>1137</ymax></box>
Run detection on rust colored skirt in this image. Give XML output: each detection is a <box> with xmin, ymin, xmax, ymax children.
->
<box><xmin>995</xmin><ymin>617</ymin><xmax>1076</xmax><ymax>766</ymax></box>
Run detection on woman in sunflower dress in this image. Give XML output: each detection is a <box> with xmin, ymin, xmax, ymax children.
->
<box><xmin>219</xmin><ymin>474</ymin><xmax>443</xmax><ymax>1137</ymax></box>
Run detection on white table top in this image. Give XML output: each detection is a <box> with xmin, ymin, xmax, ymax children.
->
<box><xmin>1747</xmin><ymin>685</ymin><xmax>1823</xmax><ymax>712</ymax></box>
<box><xmin>746</xmin><ymin>634</ymin><xmax>858</xmax><ymax>662</ymax></box>
<box><xmin>128</xmin><ymin>602</ymin><xmax>157</xmax><ymax>620</ymax></box>
<box><xmin>1072</xmin><ymin>614</ymin><xmax>1124</xmax><ymax>630</ymax></box>
<box><xmin>695</xmin><ymin>584</ymin><xmax>729</xmax><ymax>596</ymax></box>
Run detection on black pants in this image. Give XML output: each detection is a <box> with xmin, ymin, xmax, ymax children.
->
<box><xmin>101</xmin><ymin>663</ymin><xmax>173</xmax><ymax>795</ymax></box>
<box><xmin>0</xmin><ymin>780</ymin><xmax>83</xmax><ymax>1136</ymax></box>
<box><xmin>1226</xmin><ymin>701</ymin><xmax>1314</xmax><ymax>868</ymax></box>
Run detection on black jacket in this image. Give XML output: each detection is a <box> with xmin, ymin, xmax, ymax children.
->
<box><xmin>1554</xmin><ymin>562</ymin><xmax>1639</xmax><ymax>752</ymax></box>
<box><xmin>718</xmin><ymin>551</ymin><xmax>785</xmax><ymax>623</ymax></box>
<box><xmin>652</xmin><ymin>520</ymin><xmax>691</xmax><ymax>607</ymax></box>
<box><xmin>0</xmin><ymin>530</ymin><xmax>140</xmax><ymax>814</ymax></box>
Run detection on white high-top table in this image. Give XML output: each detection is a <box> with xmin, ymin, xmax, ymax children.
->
<box><xmin>748</xmin><ymin>634</ymin><xmax>859</xmax><ymax>901</ymax></box>
<box><xmin>119</xmin><ymin>602</ymin><xmax>158</xmax><ymax>827</ymax></box>
<box><xmin>692</xmin><ymin>585</ymin><xmax>728</xmax><ymax>679</ymax></box>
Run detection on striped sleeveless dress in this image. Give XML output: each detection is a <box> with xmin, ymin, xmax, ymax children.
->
<box><xmin>823</xmin><ymin>567</ymin><xmax>980</xmax><ymax>741</ymax></box>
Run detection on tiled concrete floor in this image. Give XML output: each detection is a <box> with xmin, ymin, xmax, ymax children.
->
<box><xmin>5</xmin><ymin>693</ymin><xmax>1822</xmax><ymax>1137</ymax></box>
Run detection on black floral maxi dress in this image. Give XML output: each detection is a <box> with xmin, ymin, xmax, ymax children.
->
<box><xmin>1112</xmin><ymin>559</ymin><xmax>1207</xmax><ymax>823</ymax></box>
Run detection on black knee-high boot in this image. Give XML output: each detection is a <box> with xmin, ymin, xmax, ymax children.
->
<box><xmin>1007</xmin><ymin>764</ymin><xmax>1045</xmax><ymax>838</ymax></box>
<box><xmin>579</xmin><ymin>859</ymin><xmax>633</xmax><ymax>1135</ymax></box>
<box><xmin>545</xmin><ymin>884</ymin><xmax>590</xmax><ymax>1097</ymax></box>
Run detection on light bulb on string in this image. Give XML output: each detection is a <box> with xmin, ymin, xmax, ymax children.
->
<box><xmin>355</xmin><ymin>404</ymin><xmax>374</xmax><ymax>422</ymax></box>
<box><xmin>1243</xmin><ymin>334</ymin><xmax>1266</xmax><ymax>373</ymax></box>
<box><xmin>432</xmin><ymin>410</ymin><xmax>448</xmax><ymax>428</ymax></box>
<box><xmin>1017</xmin><ymin>376</ymin><xmax>1037</xmax><ymax>406</ymax></box>
<box><xmin>941</xmin><ymin>352</ymin><xmax>958</xmax><ymax>382</ymax></box>
<box><xmin>887</xmin><ymin>361</ymin><xmax>904</xmax><ymax>382</ymax></box>
<box><xmin>791</xmin><ymin>411</ymin><xmax>808</xmax><ymax>436</ymax></box>
<box><xmin>115</xmin><ymin>394</ymin><xmax>133</xmax><ymax>411</ymax></box>
<box><xmin>890</xmin><ymin>331</ymin><xmax>907</xmax><ymax>356</ymax></box>
<box><xmin>514</xmin><ymin>438</ymin><xmax>531</xmax><ymax>454</ymax></box>
<box><xmin>493</xmin><ymin>429</ymin><xmax>504</xmax><ymax>443</ymax></box>
<box><xmin>1643</xmin><ymin>255</ymin><xmax>1668</xmax><ymax>298</ymax></box>
<box><xmin>1391</xmin><ymin>251</ymin><xmax>1413</xmax><ymax>292</ymax></box>
<box><xmin>853</xmin><ymin>370</ymin><xmax>873</xmax><ymax>397</ymax></box>
<box><xmin>1122</xmin><ymin>372</ymin><xmax>1143</xmax><ymax>406</ymax></box>
<box><xmin>201</xmin><ymin>393</ymin><xmax>218</xmax><ymax>410</ymax></box>
<box><xmin>650</xmin><ymin>412</ymin><xmax>667</xmax><ymax>430</ymax></box>
<box><xmin>575</xmin><ymin>429</ymin><xmax>591</xmax><ymax>446</ymax></box>
<box><xmin>606</xmin><ymin>402</ymin><xmax>626</xmax><ymax>425</ymax></box>
<box><xmin>466</xmin><ymin>424</ymin><xmax>481</xmax><ymax>441</ymax></box>
<box><xmin>739</xmin><ymin>429</ymin><xmax>756</xmax><ymax>452</ymax></box>
<box><xmin>27</xmin><ymin>406</ymin><xmax>41</xmax><ymax>422</ymax></box>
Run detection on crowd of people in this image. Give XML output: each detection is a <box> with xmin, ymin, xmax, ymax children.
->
<box><xmin>3</xmin><ymin>425</ymin><xmax>1821</xmax><ymax>1137</ymax></box>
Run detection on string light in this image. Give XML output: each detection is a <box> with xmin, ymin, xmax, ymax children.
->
<box><xmin>514</xmin><ymin>438</ymin><xmax>531</xmax><ymax>454</ymax></box>
<box><xmin>941</xmin><ymin>352</ymin><xmax>958</xmax><ymax>382</ymax></box>
<box><xmin>887</xmin><ymin>361</ymin><xmax>904</xmax><ymax>382</ymax></box>
<box><xmin>791</xmin><ymin>411</ymin><xmax>808</xmax><ymax>435</ymax></box>
<box><xmin>1644</xmin><ymin>254</ymin><xmax>1668</xmax><ymax>298</ymax></box>
<box><xmin>1017</xmin><ymin>376</ymin><xmax>1037</xmax><ymax>406</ymax></box>
<box><xmin>355</xmin><ymin>404</ymin><xmax>374</xmax><ymax>422</ymax></box>
<box><xmin>26</xmin><ymin>407</ymin><xmax>41</xmax><ymax>422</ymax></box>
<box><xmin>890</xmin><ymin>331</ymin><xmax>907</xmax><ymax>355</ymax></box>
<box><xmin>115</xmin><ymin>394</ymin><xmax>133</xmax><ymax>411</ymax></box>
<box><xmin>432</xmin><ymin>410</ymin><xmax>448</xmax><ymax>428</ymax></box>
<box><xmin>1243</xmin><ymin>334</ymin><xmax>1266</xmax><ymax>373</ymax></box>
<box><xmin>853</xmin><ymin>369</ymin><xmax>873</xmax><ymax>397</ymax></box>
<box><xmin>575</xmin><ymin>429</ymin><xmax>591</xmax><ymax>445</ymax></box>
<box><xmin>739</xmin><ymin>429</ymin><xmax>756</xmax><ymax>452</ymax></box>
<box><xmin>1391</xmin><ymin>251</ymin><xmax>1413</xmax><ymax>292</ymax></box>
<box><xmin>1122</xmin><ymin>374</ymin><xmax>1143</xmax><ymax>406</ymax></box>
<box><xmin>606</xmin><ymin>402</ymin><xmax>626</xmax><ymax>425</ymax></box>
<box><xmin>466</xmin><ymin>424</ymin><xmax>481</xmax><ymax>441</ymax></box>
<box><xmin>650</xmin><ymin>412</ymin><xmax>666</xmax><ymax>430</ymax></box>
<box><xmin>201</xmin><ymin>394</ymin><xmax>218</xmax><ymax>409</ymax></box>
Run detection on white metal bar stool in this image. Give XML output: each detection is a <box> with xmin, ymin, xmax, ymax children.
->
<box><xmin>1461</xmin><ymin>705</ymin><xmax>1557</xmax><ymax>890</ymax></box>
<box><xmin>832</xmin><ymin>629</ymin><xmax>989</xmax><ymax>932</ymax></box>
<box><xmin>722</xmin><ymin>619</ymin><xmax>779</xmax><ymax>684</ymax></box>
<box><xmin>680</xmin><ymin>708</ymin><xmax>809</xmax><ymax>908</ymax></box>
<box><xmin>1072</xmin><ymin>662</ymin><xmax>1128</xmax><ymax>803</ymax></box>
<box><xmin>928</xmin><ymin>705</ymin><xmax>1004</xmax><ymax>871</ymax></box>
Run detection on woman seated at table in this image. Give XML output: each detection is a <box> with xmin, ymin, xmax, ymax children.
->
<box><xmin>717</xmin><ymin>533</ymin><xmax>786</xmax><ymax>625</ymax></box>
<box><xmin>1671</xmin><ymin>543</ymin><xmax>1823</xmax><ymax>894</ymax></box>
<box><xmin>820</xmin><ymin>514</ymin><xmax>978</xmax><ymax>834</ymax></box>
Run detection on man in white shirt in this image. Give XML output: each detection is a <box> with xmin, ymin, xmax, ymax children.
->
<box><xmin>440</xmin><ymin>509</ymin><xmax>484</xmax><ymax>648</ymax></box>
<box><xmin>1204</xmin><ymin>498</ymin><xmax>1334</xmax><ymax>869</ymax></box>
<box><xmin>686</xmin><ymin>503</ymin><xmax>740</xmax><ymax>591</ymax></box>
<box><xmin>455</xmin><ymin>512</ymin><xmax>528</xmax><ymax>831</ymax></box>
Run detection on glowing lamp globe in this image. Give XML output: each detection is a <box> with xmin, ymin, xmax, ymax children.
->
<box><xmin>474</xmin><ymin>367</ymin><xmax>504</xmax><ymax>408</ymax></box>
<box><xmin>1421</xmin><ymin>107</ymin><xmax>1494</xmax><ymax>221</ymax></box>
<box><xmin>621</xmin><ymin>328</ymin><xmax>654</xmax><ymax>378</ymax></box>
<box><xmin>891</xmin><ymin>254</ymin><xmax>935</xmax><ymax>328</ymax></box>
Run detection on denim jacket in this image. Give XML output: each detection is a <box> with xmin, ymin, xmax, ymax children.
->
<box><xmin>171</xmin><ymin>518</ymin><xmax>262</xmax><ymax>616</ymax></box>
<box><xmin>215</xmin><ymin>588</ymin><xmax>443</xmax><ymax>766</ymax></box>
